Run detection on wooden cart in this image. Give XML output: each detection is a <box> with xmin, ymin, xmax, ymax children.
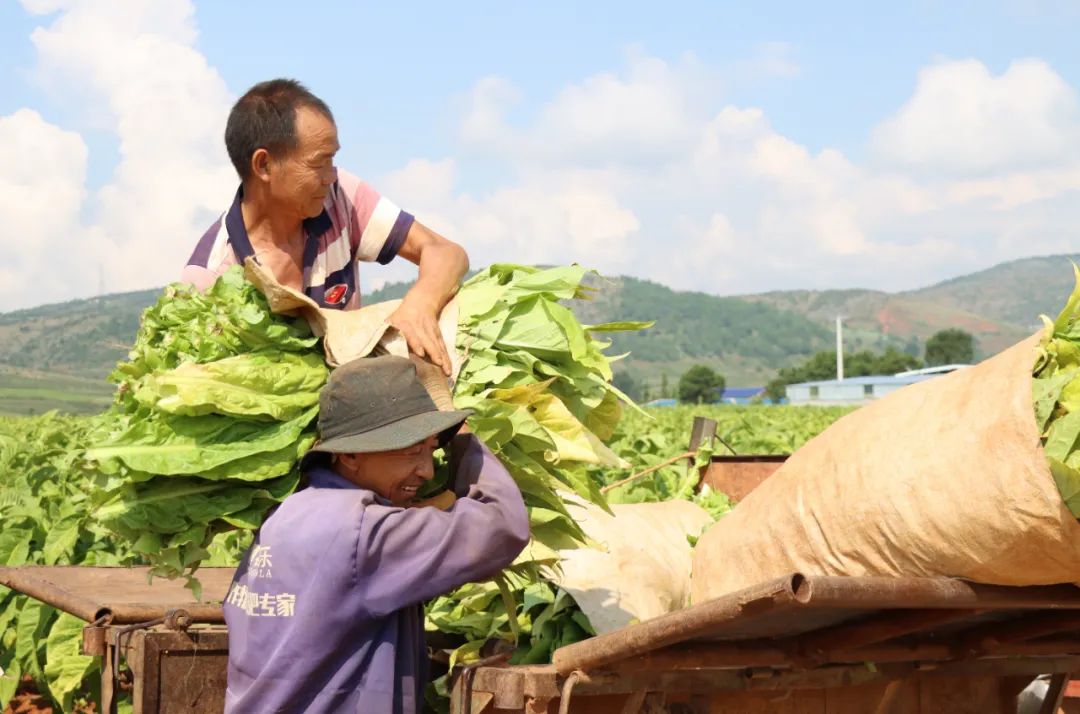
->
<box><xmin>0</xmin><ymin>565</ymin><xmax>234</xmax><ymax>714</ymax></box>
<box><xmin>6</xmin><ymin>566</ymin><xmax>1078</xmax><ymax>714</ymax></box>
<box><xmin>451</xmin><ymin>572</ymin><xmax>1080</xmax><ymax>713</ymax></box>
<box><xmin>4</xmin><ymin>426</ymin><xmax>1080</xmax><ymax>713</ymax></box>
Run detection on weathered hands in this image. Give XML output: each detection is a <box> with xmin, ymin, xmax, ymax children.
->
<box><xmin>388</xmin><ymin>299</ymin><xmax>453</xmax><ymax>376</ymax></box>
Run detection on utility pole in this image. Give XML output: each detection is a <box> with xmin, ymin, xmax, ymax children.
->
<box><xmin>836</xmin><ymin>316</ymin><xmax>845</xmax><ymax>382</ymax></box>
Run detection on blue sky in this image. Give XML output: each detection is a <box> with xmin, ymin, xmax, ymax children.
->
<box><xmin>2</xmin><ymin>0</ymin><xmax>1080</xmax><ymax>310</ymax></box>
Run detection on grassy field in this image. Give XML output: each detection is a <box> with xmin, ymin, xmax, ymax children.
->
<box><xmin>0</xmin><ymin>367</ymin><xmax>113</xmax><ymax>416</ymax></box>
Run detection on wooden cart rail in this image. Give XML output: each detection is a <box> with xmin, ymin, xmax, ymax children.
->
<box><xmin>0</xmin><ymin>565</ymin><xmax>233</xmax><ymax>624</ymax></box>
<box><xmin>454</xmin><ymin>573</ymin><xmax>1080</xmax><ymax>714</ymax></box>
<box><xmin>0</xmin><ymin>565</ymin><xmax>236</xmax><ymax>714</ymax></box>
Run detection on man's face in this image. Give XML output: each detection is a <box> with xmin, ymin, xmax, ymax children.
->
<box><xmin>337</xmin><ymin>435</ymin><xmax>439</xmax><ymax>507</ymax></box>
<box><xmin>269</xmin><ymin>105</ymin><xmax>339</xmax><ymax>220</ymax></box>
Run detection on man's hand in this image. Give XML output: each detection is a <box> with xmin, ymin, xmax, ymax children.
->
<box><xmin>390</xmin><ymin>299</ymin><xmax>453</xmax><ymax>376</ymax></box>
<box><xmin>393</xmin><ymin>221</ymin><xmax>469</xmax><ymax>376</ymax></box>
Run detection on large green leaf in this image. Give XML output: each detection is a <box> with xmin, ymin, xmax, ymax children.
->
<box><xmin>1033</xmin><ymin>370</ymin><xmax>1074</xmax><ymax>433</ymax></box>
<box><xmin>15</xmin><ymin>600</ymin><xmax>55</xmax><ymax>683</ymax></box>
<box><xmin>0</xmin><ymin>528</ymin><xmax>33</xmax><ymax>567</ymax></box>
<box><xmin>0</xmin><ymin>659</ymin><xmax>22</xmax><ymax>711</ymax></box>
<box><xmin>43</xmin><ymin>518</ymin><xmax>81</xmax><ymax>566</ymax></box>
<box><xmin>44</xmin><ymin>612</ymin><xmax>98</xmax><ymax>713</ymax></box>
<box><xmin>136</xmin><ymin>351</ymin><xmax>327</xmax><ymax>421</ymax></box>
<box><xmin>1044</xmin><ymin>410</ymin><xmax>1080</xmax><ymax>463</ymax></box>
<box><xmin>1050</xmin><ymin>263</ymin><xmax>1080</xmax><ymax>337</ymax></box>
<box><xmin>86</xmin><ymin>406</ymin><xmax>317</xmax><ymax>479</ymax></box>
<box><xmin>1049</xmin><ymin>459</ymin><xmax>1080</xmax><ymax>518</ymax></box>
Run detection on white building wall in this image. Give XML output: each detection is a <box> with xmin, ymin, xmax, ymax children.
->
<box><xmin>787</xmin><ymin>385</ymin><xmax>812</xmax><ymax>402</ymax></box>
<box><xmin>819</xmin><ymin>383</ymin><xmax>866</xmax><ymax>401</ymax></box>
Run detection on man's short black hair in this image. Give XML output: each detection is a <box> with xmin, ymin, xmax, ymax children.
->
<box><xmin>225</xmin><ymin>78</ymin><xmax>335</xmax><ymax>181</ymax></box>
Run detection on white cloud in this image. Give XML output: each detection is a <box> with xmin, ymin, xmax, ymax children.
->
<box><xmin>459</xmin><ymin>76</ymin><xmax>520</xmax><ymax>152</ymax></box>
<box><xmin>383</xmin><ymin>54</ymin><xmax>1080</xmax><ymax>298</ymax></box>
<box><xmin>871</xmin><ymin>58</ymin><xmax>1080</xmax><ymax>176</ymax></box>
<box><xmin>0</xmin><ymin>109</ymin><xmax>88</xmax><ymax>300</ymax></box>
<box><xmin>380</xmin><ymin>158</ymin><xmax>641</xmax><ymax>282</ymax></box>
<box><xmin>461</xmin><ymin>51</ymin><xmax>721</xmax><ymax>169</ymax></box>
<box><xmin>0</xmin><ymin>0</ymin><xmax>234</xmax><ymax>310</ymax></box>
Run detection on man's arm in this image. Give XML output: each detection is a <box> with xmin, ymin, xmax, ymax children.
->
<box><xmin>353</xmin><ymin>436</ymin><xmax>529</xmax><ymax>617</ymax></box>
<box><xmin>387</xmin><ymin>221</ymin><xmax>469</xmax><ymax>376</ymax></box>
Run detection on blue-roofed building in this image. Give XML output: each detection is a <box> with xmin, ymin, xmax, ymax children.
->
<box><xmin>785</xmin><ymin>365</ymin><xmax>969</xmax><ymax>405</ymax></box>
<box><xmin>719</xmin><ymin>387</ymin><xmax>766</xmax><ymax>405</ymax></box>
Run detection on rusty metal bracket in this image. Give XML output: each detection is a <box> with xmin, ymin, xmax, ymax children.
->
<box><xmin>101</xmin><ymin>612</ymin><xmax>169</xmax><ymax>714</ymax></box>
<box><xmin>81</xmin><ymin>613</ymin><xmax>113</xmax><ymax>657</ymax></box>
<box><xmin>163</xmin><ymin>608</ymin><xmax>193</xmax><ymax>632</ymax></box>
<box><xmin>111</xmin><ymin>614</ymin><xmax>166</xmax><ymax>702</ymax></box>
<box><xmin>557</xmin><ymin>670</ymin><xmax>583</xmax><ymax>714</ymax></box>
<box><xmin>101</xmin><ymin>608</ymin><xmax>193</xmax><ymax>713</ymax></box>
<box><xmin>106</xmin><ymin>608</ymin><xmax>189</xmax><ymax>703</ymax></box>
<box><xmin>454</xmin><ymin>651</ymin><xmax>512</xmax><ymax>714</ymax></box>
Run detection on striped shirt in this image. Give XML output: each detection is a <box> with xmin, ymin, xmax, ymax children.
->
<box><xmin>181</xmin><ymin>169</ymin><xmax>414</xmax><ymax>310</ymax></box>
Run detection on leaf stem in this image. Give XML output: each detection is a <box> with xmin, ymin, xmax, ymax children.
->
<box><xmin>600</xmin><ymin>450</ymin><xmax>696</xmax><ymax>494</ymax></box>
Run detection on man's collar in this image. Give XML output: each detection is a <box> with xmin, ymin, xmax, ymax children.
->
<box><xmin>306</xmin><ymin>465</ymin><xmax>361</xmax><ymax>491</ymax></box>
<box><xmin>225</xmin><ymin>184</ymin><xmax>334</xmax><ymax>266</ymax></box>
<box><xmin>305</xmin><ymin>465</ymin><xmax>394</xmax><ymax>506</ymax></box>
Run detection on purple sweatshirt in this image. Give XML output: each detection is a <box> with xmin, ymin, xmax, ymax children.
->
<box><xmin>222</xmin><ymin>435</ymin><xmax>530</xmax><ymax>713</ymax></box>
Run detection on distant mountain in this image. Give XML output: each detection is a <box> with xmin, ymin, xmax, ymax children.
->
<box><xmin>741</xmin><ymin>288</ymin><xmax>1029</xmax><ymax>359</ymax></box>
<box><xmin>904</xmin><ymin>253</ymin><xmax>1080</xmax><ymax>329</ymax></box>
<box><xmin>1</xmin><ymin>254</ymin><xmax>1077</xmax><ymax>415</ymax></box>
<box><xmin>740</xmin><ymin>253</ymin><xmax>1079</xmax><ymax>360</ymax></box>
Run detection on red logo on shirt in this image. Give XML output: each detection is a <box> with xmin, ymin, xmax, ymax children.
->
<box><xmin>325</xmin><ymin>284</ymin><xmax>349</xmax><ymax>305</ymax></box>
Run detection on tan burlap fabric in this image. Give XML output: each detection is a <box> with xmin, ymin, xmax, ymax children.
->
<box><xmin>692</xmin><ymin>334</ymin><xmax>1080</xmax><ymax>602</ymax></box>
<box><xmin>244</xmin><ymin>258</ymin><xmax>461</xmax><ymax>376</ymax></box>
<box><xmin>557</xmin><ymin>497</ymin><xmax>713</xmax><ymax>634</ymax></box>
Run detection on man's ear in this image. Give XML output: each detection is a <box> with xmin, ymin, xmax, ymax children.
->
<box><xmin>336</xmin><ymin>452</ymin><xmax>362</xmax><ymax>473</ymax></box>
<box><xmin>250</xmin><ymin>148</ymin><xmax>272</xmax><ymax>183</ymax></box>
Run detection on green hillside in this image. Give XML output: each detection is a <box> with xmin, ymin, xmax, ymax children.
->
<box><xmin>565</xmin><ymin>276</ymin><xmax>834</xmax><ymax>387</ymax></box>
<box><xmin>367</xmin><ymin>274</ymin><xmax>834</xmax><ymax>386</ymax></box>
<box><xmin>1</xmin><ymin>254</ymin><xmax>1076</xmax><ymax>415</ymax></box>
<box><xmin>0</xmin><ymin>289</ymin><xmax>157</xmax><ymax>377</ymax></box>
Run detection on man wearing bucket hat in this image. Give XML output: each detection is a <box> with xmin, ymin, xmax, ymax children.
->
<box><xmin>222</xmin><ymin>355</ymin><xmax>530</xmax><ymax>713</ymax></box>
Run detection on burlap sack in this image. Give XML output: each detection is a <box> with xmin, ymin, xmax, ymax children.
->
<box><xmin>691</xmin><ymin>333</ymin><xmax>1080</xmax><ymax>603</ymax></box>
<box><xmin>556</xmin><ymin>497</ymin><xmax>713</xmax><ymax>634</ymax></box>
<box><xmin>244</xmin><ymin>258</ymin><xmax>462</xmax><ymax>376</ymax></box>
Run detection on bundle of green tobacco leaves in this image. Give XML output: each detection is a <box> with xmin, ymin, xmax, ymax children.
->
<box><xmin>86</xmin><ymin>269</ymin><xmax>327</xmax><ymax>591</ymax></box>
<box><xmin>452</xmin><ymin>264</ymin><xmax>649</xmax><ymax>541</ymax></box>
<box><xmin>85</xmin><ymin>263</ymin><xmax>652</xmax><ymax>702</ymax></box>
<box><xmin>88</xmin><ymin>265</ymin><xmax>647</xmax><ymax>586</ymax></box>
<box><xmin>423</xmin><ymin>265</ymin><xmax>651</xmax><ymax>677</ymax></box>
<box><xmin>1034</xmin><ymin>263</ymin><xmax>1080</xmax><ymax>516</ymax></box>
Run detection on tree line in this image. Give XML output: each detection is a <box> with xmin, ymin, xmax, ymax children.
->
<box><xmin>615</xmin><ymin>328</ymin><xmax>976</xmax><ymax>405</ymax></box>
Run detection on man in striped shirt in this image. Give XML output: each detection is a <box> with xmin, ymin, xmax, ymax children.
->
<box><xmin>182</xmin><ymin>79</ymin><xmax>468</xmax><ymax>375</ymax></box>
